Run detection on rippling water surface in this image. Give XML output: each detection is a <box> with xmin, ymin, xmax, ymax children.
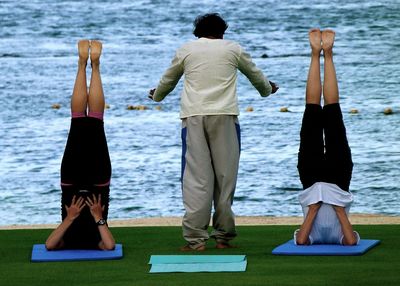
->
<box><xmin>0</xmin><ymin>0</ymin><xmax>399</xmax><ymax>225</ymax></box>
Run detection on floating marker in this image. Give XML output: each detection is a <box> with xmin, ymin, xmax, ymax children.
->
<box><xmin>280</xmin><ymin>107</ymin><xmax>289</xmax><ymax>112</ymax></box>
<box><xmin>127</xmin><ymin>105</ymin><xmax>148</xmax><ymax>110</ymax></box>
<box><xmin>383</xmin><ymin>108</ymin><xmax>393</xmax><ymax>115</ymax></box>
<box><xmin>246</xmin><ymin>106</ymin><xmax>254</xmax><ymax>112</ymax></box>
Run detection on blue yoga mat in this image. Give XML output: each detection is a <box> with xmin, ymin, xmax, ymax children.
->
<box><xmin>149</xmin><ymin>255</ymin><xmax>247</xmax><ymax>273</ymax></box>
<box><xmin>31</xmin><ymin>244</ymin><xmax>123</xmax><ymax>262</ymax></box>
<box><xmin>272</xmin><ymin>239</ymin><xmax>380</xmax><ymax>256</ymax></box>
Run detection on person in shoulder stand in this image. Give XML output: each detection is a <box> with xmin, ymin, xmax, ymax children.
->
<box><xmin>295</xmin><ymin>29</ymin><xmax>359</xmax><ymax>246</ymax></box>
<box><xmin>149</xmin><ymin>13</ymin><xmax>279</xmax><ymax>251</ymax></box>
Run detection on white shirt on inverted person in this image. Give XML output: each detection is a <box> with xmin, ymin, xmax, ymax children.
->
<box><xmin>294</xmin><ymin>182</ymin><xmax>360</xmax><ymax>245</ymax></box>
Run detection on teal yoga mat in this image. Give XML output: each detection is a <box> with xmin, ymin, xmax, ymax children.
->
<box><xmin>149</xmin><ymin>255</ymin><xmax>247</xmax><ymax>273</ymax></box>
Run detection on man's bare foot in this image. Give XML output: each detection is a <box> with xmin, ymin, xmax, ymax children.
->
<box><xmin>216</xmin><ymin>242</ymin><xmax>238</xmax><ymax>249</ymax></box>
<box><xmin>322</xmin><ymin>29</ymin><xmax>335</xmax><ymax>53</ymax></box>
<box><xmin>309</xmin><ymin>28</ymin><xmax>322</xmax><ymax>55</ymax></box>
<box><xmin>78</xmin><ymin>40</ymin><xmax>89</xmax><ymax>64</ymax></box>
<box><xmin>90</xmin><ymin>40</ymin><xmax>102</xmax><ymax>65</ymax></box>
<box><xmin>180</xmin><ymin>244</ymin><xmax>206</xmax><ymax>252</ymax></box>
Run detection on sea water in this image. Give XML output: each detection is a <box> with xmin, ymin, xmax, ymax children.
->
<box><xmin>0</xmin><ymin>0</ymin><xmax>399</xmax><ymax>225</ymax></box>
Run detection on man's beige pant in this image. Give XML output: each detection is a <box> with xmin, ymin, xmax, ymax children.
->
<box><xmin>181</xmin><ymin>115</ymin><xmax>240</xmax><ymax>248</ymax></box>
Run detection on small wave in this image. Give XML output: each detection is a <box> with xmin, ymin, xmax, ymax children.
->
<box><xmin>0</xmin><ymin>53</ymin><xmax>22</xmax><ymax>58</ymax></box>
<box><xmin>276</xmin><ymin>187</ymin><xmax>302</xmax><ymax>192</ymax></box>
<box><xmin>266</xmin><ymin>53</ymin><xmax>310</xmax><ymax>58</ymax></box>
<box><xmin>122</xmin><ymin>206</ymin><xmax>143</xmax><ymax>211</ymax></box>
<box><xmin>234</xmin><ymin>196</ymin><xmax>249</xmax><ymax>202</ymax></box>
<box><xmin>41</xmin><ymin>189</ymin><xmax>60</xmax><ymax>195</ymax></box>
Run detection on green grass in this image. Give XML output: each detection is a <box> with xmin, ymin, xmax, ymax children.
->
<box><xmin>1</xmin><ymin>225</ymin><xmax>399</xmax><ymax>286</ymax></box>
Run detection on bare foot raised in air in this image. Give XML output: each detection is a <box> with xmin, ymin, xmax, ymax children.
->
<box><xmin>309</xmin><ymin>28</ymin><xmax>322</xmax><ymax>55</ymax></box>
<box><xmin>90</xmin><ymin>40</ymin><xmax>102</xmax><ymax>65</ymax></box>
<box><xmin>78</xmin><ymin>40</ymin><xmax>89</xmax><ymax>65</ymax></box>
<box><xmin>322</xmin><ymin>29</ymin><xmax>335</xmax><ymax>54</ymax></box>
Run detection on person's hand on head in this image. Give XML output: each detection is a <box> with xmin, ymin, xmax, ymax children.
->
<box><xmin>86</xmin><ymin>194</ymin><xmax>104</xmax><ymax>222</ymax></box>
<box><xmin>65</xmin><ymin>195</ymin><xmax>85</xmax><ymax>221</ymax></box>
<box><xmin>269</xmin><ymin>81</ymin><xmax>279</xmax><ymax>94</ymax></box>
<box><xmin>148</xmin><ymin>88</ymin><xmax>156</xmax><ymax>100</ymax></box>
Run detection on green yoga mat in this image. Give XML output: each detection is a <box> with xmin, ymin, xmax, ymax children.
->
<box><xmin>149</xmin><ymin>255</ymin><xmax>247</xmax><ymax>273</ymax></box>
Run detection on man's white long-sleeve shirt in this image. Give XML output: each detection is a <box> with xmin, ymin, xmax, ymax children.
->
<box><xmin>153</xmin><ymin>37</ymin><xmax>272</xmax><ymax>118</ymax></box>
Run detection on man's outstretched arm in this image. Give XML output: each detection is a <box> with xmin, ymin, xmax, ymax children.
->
<box><xmin>237</xmin><ymin>48</ymin><xmax>278</xmax><ymax>96</ymax></box>
<box><xmin>150</xmin><ymin>53</ymin><xmax>184</xmax><ymax>102</ymax></box>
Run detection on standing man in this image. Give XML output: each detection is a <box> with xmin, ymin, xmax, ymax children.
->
<box><xmin>149</xmin><ymin>13</ymin><xmax>278</xmax><ymax>251</ymax></box>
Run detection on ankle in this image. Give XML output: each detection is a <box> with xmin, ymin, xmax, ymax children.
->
<box><xmin>311</xmin><ymin>50</ymin><xmax>321</xmax><ymax>58</ymax></box>
<box><xmin>323</xmin><ymin>50</ymin><xmax>333</xmax><ymax>58</ymax></box>
<box><xmin>91</xmin><ymin>61</ymin><xmax>100</xmax><ymax>69</ymax></box>
<box><xmin>78</xmin><ymin>60</ymin><xmax>87</xmax><ymax>68</ymax></box>
<box><xmin>311</xmin><ymin>54</ymin><xmax>321</xmax><ymax>63</ymax></box>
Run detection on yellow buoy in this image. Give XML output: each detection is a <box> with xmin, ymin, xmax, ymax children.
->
<box><xmin>246</xmin><ymin>106</ymin><xmax>254</xmax><ymax>112</ymax></box>
<box><xmin>349</xmin><ymin>109</ymin><xmax>359</xmax><ymax>114</ymax></box>
<box><xmin>280</xmin><ymin>107</ymin><xmax>289</xmax><ymax>112</ymax></box>
<box><xmin>383</xmin><ymin>108</ymin><xmax>393</xmax><ymax>115</ymax></box>
<box><xmin>51</xmin><ymin>104</ymin><xmax>61</xmax><ymax>109</ymax></box>
<box><xmin>127</xmin><ymin>105</ymin><xmax>148</xmax><ymax>110</ymax></box>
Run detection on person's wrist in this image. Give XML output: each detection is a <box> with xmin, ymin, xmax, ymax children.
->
<box><xmin>96</xmin><ymin>218</ymin><xmax>107</xmax><ymax>226</ymax></box>
<box><xmin>65</xmin><ymin>216</ymin><xmax>76</xmax><ymax>223</ymax></box>
<box><xmin>94</xmin><ymin>215</ymin><xmax>102</xmax><ymax>222</ymax></box>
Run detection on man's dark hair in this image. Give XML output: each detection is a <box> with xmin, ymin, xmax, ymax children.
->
<box><xmin>193</xmin><ymin>13</ymin><xmax>228</xmax><ymax>39</ymax></box>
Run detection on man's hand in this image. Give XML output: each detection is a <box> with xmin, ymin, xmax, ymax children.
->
<box><xmin>86</xmin><ymin>194</ymin><xmax>105</xmax><ymax>222</ymax></box>
<box><xmin>148</xmin><ymin>88</ymin><xmax>156</xmax><ymax>100</ymax></box>
<box><xmin>269</xmin><ymin>81</ymin><xmax>279</xmax><ymax>94</ymax></box>
<box><xmin>65</xmin><ymin>195</ymin><xmax>85</xmax><ymax>222</ymax></box>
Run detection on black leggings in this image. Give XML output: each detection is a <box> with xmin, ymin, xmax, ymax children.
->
<box><xmin>60</xmin><ymin>117</ymin><xmax>111</xmax><ymax>249</ymax></box>
<box><xmin>61</xmin><ymin>117</ymin><xmax>111</xmax><ymax>185</ymax></box>
<box><xmin>297</xmin><ymin>103</ymin><xmax>353</xmax><ymax>191</ymax></box>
